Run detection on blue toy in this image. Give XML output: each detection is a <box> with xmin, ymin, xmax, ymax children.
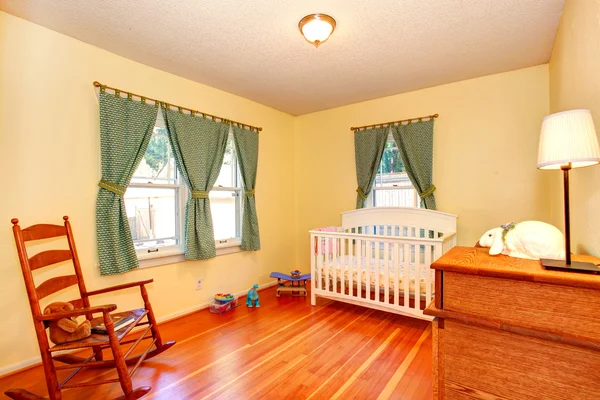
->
<box><xmin>246</xmin><ymin>284</ymin><xmax>260</xmax><ymax>307</ymax></box>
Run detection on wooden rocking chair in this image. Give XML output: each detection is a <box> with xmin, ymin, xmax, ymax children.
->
<box><xmin>6</xmin><ymin>216</ymin><xmax>176</xmax><ymax>400</ymax></box>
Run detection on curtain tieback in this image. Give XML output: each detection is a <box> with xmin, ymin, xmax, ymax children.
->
<box><xmin>191</xmin><ymin>190</ymin><xmax>210</xmax><ymax>199</ymax></box>
<box><xmin>244</xmin><ymin>189</ymin><xmax>255</xmax><ymax>197</ymax></box>
<box><xmin>98</xmin><ymin>179</ymin><xmax>126</xmax><ymax>196</ymax></box>
<box><xmin>418</xmin><ymin>185</ymin><xmax>436</xmax><ymax>199</ymax></box>
<box><xmin>356</xmin><ymin>187</ymin><xmax>368</xmax><ymax>200</ymax></box>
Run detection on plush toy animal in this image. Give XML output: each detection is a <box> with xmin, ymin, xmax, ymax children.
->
<box><xmin>43</xmin><ymin>302</ymin><xmax>92</xmax><ymax>345</ymax></box>
<box><xmin>246</xmin><ymin>284</ymin><xmax>260</xmax><ymax>308</ymax></box>
<box><xmin>478</xmin><ymin>221</ymin><xmax>566</xmax><ymax>261</ymax></box>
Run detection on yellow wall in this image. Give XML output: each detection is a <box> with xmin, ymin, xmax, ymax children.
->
<box><xmin>549</xmin><ymin>0</ymin><xmax>600</xmax><ymax>256</ymax></box>
<box><xmin>293</xmin><ymin>65</ymin><xmax>552</xmax><ymax>268</ymax></box>
<box><xmin>0</xmin><ymin>11</ymin><xmax>295</xmax><ymax>372</ymax></box>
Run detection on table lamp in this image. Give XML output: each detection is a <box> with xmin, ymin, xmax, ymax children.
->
<box><xmin>537</xmin><ymin>109</ymin><xmax>600</xmax><ymax>272</ymax></box>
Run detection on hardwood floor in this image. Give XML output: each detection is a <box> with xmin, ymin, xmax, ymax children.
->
<box><xmin>0</xmin><ymin>287</ymin><xmax>433</xmax><ymax>399</ymax></box>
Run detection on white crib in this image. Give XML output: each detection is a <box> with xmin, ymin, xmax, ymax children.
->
<box><xmin>309</xmin><ymin>207</ymin><xmax>457</xmax><ymax>320</ymax></box>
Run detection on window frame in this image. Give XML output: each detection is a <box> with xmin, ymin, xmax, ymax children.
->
<box><xmin>369</xmin><ymin>131</ymin><xmax>420</xmax><ymax>208</ymax></box>
<box><xmin>127</xmin><ymin>113</ymin><xmax>187</xmax><ymax>263</ymax></box>
<box><xmin>210</xmin><ymin>128</ymin><xmax>243</xmax><ymax>247</ymax></box>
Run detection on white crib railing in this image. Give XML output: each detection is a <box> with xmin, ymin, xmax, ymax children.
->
<box><xmin>309</xmin><ymin>227</ymin><xmax>455</xmax><ymax>320</ymax></box>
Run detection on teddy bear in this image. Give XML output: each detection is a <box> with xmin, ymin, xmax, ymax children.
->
<box><xmin>43</xmin><ymin>301</ymin><xmax>92</xmax><ymax>345</ymax></box>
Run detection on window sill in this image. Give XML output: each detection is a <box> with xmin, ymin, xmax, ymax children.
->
<box><xmin>137</xmin><ymin>241</ymin><xmax>243</xmax><ymax>269</ymax></box>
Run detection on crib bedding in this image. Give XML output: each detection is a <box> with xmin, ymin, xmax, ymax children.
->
<box><xmin>317</xmin><ymin>255</ymin><xmax>433</xmax><ymax>294</ymax></box>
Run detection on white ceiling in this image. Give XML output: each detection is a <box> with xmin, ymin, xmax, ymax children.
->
<box><xmin>0</xmin><ymin>0</ymin><xmax>564</xmax><ymax>116</ymax></box>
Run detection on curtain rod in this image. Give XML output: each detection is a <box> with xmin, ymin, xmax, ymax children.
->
<box><xmin>93</xmin><ymin>81</ymin><xmax>262</xmax><ymax>132</ymax></box>
<box><xmin>351</xmin><ymin>113</ymin><xmax>439</xmax><ymax>132</ymax></box>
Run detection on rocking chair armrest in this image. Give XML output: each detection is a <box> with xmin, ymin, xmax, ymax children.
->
<box><xmin>36</xmin><ymin>304</ymin><xmax>117</xmax><ymax>321</ymax></box>
<box><xmin>85</xmin><ymin>279</ymin><xmax>154</xmax><ymax>296</ymax></box>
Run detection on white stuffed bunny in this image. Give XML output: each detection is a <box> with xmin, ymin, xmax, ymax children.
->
<box><xmin>478</xmin><ymin>221</ymin><xmax>566</xmax><ymax>260</ymax></box>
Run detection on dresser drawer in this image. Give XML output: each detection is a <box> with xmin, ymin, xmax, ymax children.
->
<box><xmin>443</xmin><ymin>271</ymin><xmax>600</xmax><ymax>341</ymax></box>
<box><xmin>442</xmin><ymin>320</ymin><xmax>600</xmax><ymax>400</ymax></box>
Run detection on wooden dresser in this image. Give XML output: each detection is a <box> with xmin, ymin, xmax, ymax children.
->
<box><xmin>425</xmin><ymin>246</ymin><xmax>600</xmax><ymax>400</ymax></box>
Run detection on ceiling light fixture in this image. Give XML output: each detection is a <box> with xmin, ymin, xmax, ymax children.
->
<box><xmin>298</xmin><ymin>14</ymin><xmax>336</xmax><ymax>48</ymax></box>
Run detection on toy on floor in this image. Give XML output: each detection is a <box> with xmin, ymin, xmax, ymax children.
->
<box><xmin>43</xmin><ymin>302</ymin><xmax>92</xmax><ymax>345</ymax></box>
<box><xmin>270</xmin><ymin>272</ymin><xmax>311</xmax><ymax>297</ymax></box>
<box><xmin>209</xmin><ymin>295</ymin><xmax>238</xmax><ymax>314</ymax></box>
<box><xmin>246</xmin><ymin>284</ymin><xmax>260</xmax><ymax>307</ymax></box>
<box><xmin>214</xmin><ymin>293</ymin><xmax>235</xmax><ymax>304</ymax></box>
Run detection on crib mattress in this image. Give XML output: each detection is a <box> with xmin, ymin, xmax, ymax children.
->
<box><xmin>316</xmin><ymin>256</ymin><xmax>433</xmax><ymax>295</ymax></box>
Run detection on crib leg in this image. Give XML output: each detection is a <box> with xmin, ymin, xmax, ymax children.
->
<box><xmin>311</xmin><ymin>290</ymin><xmax>316</xmax><ymax>306</ymax></box>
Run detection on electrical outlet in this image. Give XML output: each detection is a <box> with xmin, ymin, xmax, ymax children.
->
<box><xmin>195</xmin><ymin>277</ymin><xmax>203</xmax><ymax>290</ymax></box>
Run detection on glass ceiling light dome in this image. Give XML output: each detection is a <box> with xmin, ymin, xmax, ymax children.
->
<box><xmin>298</xmin><ymin>14</ymin><xmax>336</xmax><ymax>47</ymax></box>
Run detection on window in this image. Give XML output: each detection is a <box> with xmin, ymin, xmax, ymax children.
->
<box><xmin>124</xmin><ymin>116</ymin><xmax>242</xmax><ymax>263</ymax></box>
<box><xmin>210</xmin><ymin>133</ymin><xmax>243</xmax><ymax>247</ymax></box>
<box><xmin>125</xmin><ymin>126</ymin><xmax>185</xmax><ymax>255</ymax></box>
<box><xmin>370</xmin><ymin>133</ymin><xmax>419</xmax><ymax>208</ymax></box>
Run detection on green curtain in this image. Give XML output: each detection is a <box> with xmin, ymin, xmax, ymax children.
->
<box><xmin>354</xmin><ymin>127</ymin><xmax>389</xmax><ymax>208</ymax></box>
<box><xmin>162</xmin><ymin>107</ymin><xmax>229</xmax><ymax>260</ymax></box>
<box><xmin>232</xmin><ymin>126</ymin><xmax>260</xmax><ymax>250</ymax></box>
<box><xmin>96</xmin><ymin>91</ymin><xmax>158</xmax><ymax>275</ymax></box>
<box><xmin>392</xmin><ymin>120</ymin><xmax>436</xmax><ymax>209</ymax></box>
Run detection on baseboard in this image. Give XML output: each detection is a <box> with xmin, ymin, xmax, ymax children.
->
<box><xmin>156</xmin><ymin>280</ymin><xmax>278</xmax><ymax>324</ymax></box>
<box><xmin>0</xmin><ymin>280</ymin><xmax>278</xmax><ymax>378</ymax></box>
<box><xmin>0</xmin><ymin>356</ymin><xmax>43</xmax><ymax>379</ymax></box>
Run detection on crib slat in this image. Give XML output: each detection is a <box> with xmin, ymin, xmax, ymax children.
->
<box><xmin>364</xmin><ymin>240</ymin><xmax>370</xmax><ymax>300</ymax></box>
<box><xmin>434</xmin><ymin>242</ymin><xmax>442</xmax><ymax>261</ymax></box>
<box><xmin>384</xmin><ymin>242</ymin><xmax>390</xmax><ymax>304</ymax></box>
<box><xmin>356</xmin><ymin>239</ymin><xmax>362</xmax><ymax>299</ymax></box>
<box><xmin>317</xmin><ymin>233</ymin><xmax>323</xmax><ymax>291</ymax></box>
<box><xmin>326</xmin><ymin>236</ymin><xmax>332</xmax><ymax>292</ymax></box>
<box><xmin>425</xmin><ymin>244</ymin><xmax>432</xmax><ymax>306</ymax></box>
<box><xmin>323</xmin><ymin>235</ymin><xmax>328</xmax><ymax>292</ymax></box>
<box><xmin>311</xmin><ymin>234</ymin><xmax>316</xmax><ymax>302</ymax></box>
<box><xmin>349</xmin><ymin>238</ymin><xmax>354</xmax><ymax>298</ymax></box>
<box><xmin>394</xmin><ymin>242</ymin><xmax>400</xmax><ymax>306</ymax></box>
<box><xmin>415</xmin><ymin>242</ymin><xmax>421</xmax><ymax>310</ymax></box>
<box><xmin>375</xmin><ymin>240</ymin><xmax>380</xmax><ymax>301</ymax></box>
<box><xmin>340</xmin><ymin>237</ymin><xmax>346</xmax><ymax>295</ymax></box>
<box><xmin>363</xmin><ymin>239</ymin><xmax>368</xmax><ymax>300</ymax></box>
<box><xmin>332</xmin><ymin>236</ymin><xmax>338</xmax><ymax>294</ymax></box>
<box><xmin>403</xmin><ymin>243</ymin><xmax>410</xmax><ymax>308</ymax></box>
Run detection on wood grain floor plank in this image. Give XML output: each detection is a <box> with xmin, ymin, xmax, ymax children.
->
<box><xmin>344</xmin><ymin>320</ymin><xmax>426</xmax><ymax>399</ymax></box>
<box><xmin>376</xmin><ymin>325</ymin><xmax>431</xmax><ymax>399</ymax></box>
<box><xmin>389</xmin><ymin>324</ymin><xmax>433</xmax><ymax>399</ymax></box>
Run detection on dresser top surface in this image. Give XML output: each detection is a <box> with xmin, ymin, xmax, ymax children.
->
<box><xmin>432</xmin><ymin>246</ymin><xmax>600</xmax><ymax>290</ymax></box>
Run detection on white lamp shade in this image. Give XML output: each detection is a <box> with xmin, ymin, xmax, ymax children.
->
<box><xmin>537</xmin><ymin>109</ymin><xmax>600</xmax><ymax>170</ymax></box>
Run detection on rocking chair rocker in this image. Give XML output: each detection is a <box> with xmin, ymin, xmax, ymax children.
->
<box><xmin>6</xmin><ymin>216</ymin><xmax>176</xmax><ymax>400</ymax></box>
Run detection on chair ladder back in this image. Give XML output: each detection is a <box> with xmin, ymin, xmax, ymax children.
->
<box><xmin>36</xmin><ymin>275</ymin><xmax>79</xmax><ymax>300</ymax></box>
<box><xmin>11</xmin><ymin>217</ymin><xmax>86</xmax><ymax>318</ymax></box>
<box><xmin>21</xmin><ymin>223</ymin><xmax>67</xmax><ymax>242</ymax></box>
<box><xmin>28</xmin><ymin>250</ymin><xmax>73</xmax><ymax>271</ymax></box>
